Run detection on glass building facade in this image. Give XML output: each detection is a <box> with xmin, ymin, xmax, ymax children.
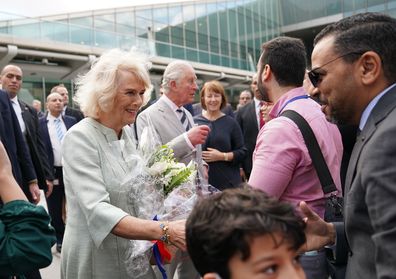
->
<box><xmin>1</xmin><ymin>0</ymin><xmax>396</xmax><ymax>107</ymax></box>
<box><xmin>0</xmin><ymin>0</ymin><xmax>282</xmax><ymax>71</ymax></box>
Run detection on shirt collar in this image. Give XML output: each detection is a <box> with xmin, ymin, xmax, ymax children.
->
<box><xmin>253</xmin><ymin>97</ymin><xmax>261</xmax><ymax>108</ymax></box>
<box><xmin>269</xmin><ymin>87</ymin><xmax>306</xmax><ymax>119</ymax></box>
<box><xmin>47</xmin><ymin>113</ymin><xmax>62</xmax><ymax>121</ymax></box>
<box><xmin>161</xmin><ymin>94</ymin><xmax>181</xmax><ymax>112</ymax></box>
<box><xmin>359</xmin><ymin>83</ymin><xmax>396</xmax><ymax>131</ymax></box>
<box><xmin>10</xmin><ymin>96</ymin><xmax>19</xmax><ymax>104</ymax></box>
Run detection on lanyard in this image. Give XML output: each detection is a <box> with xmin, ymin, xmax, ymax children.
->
<box><xmin>277</xmin><ymin>95</ymin><xmax>309</xmax><ymax>117</ymax></box>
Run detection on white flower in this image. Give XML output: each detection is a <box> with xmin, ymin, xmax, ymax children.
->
<box><xmin>173</xmin><ymin>162</ymin><xmax>186</xmax><ymax>169</ymax></box>
<box><xmin>164</xmin><ymin>169</ymin><xmax>177</xmax><ymax>182</ymax></box>
<box><xmin>147</xmin><ymin>161</ymin><xmax>168</xmax><ymax>176</ymax></box>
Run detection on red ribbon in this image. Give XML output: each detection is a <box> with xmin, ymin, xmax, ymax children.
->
<box><xmin>152</xmin><ymin>240</ymin><xmax>172</xmax><ymax>263</ymax></box>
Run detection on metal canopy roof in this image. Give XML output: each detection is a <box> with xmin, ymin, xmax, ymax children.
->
<box><xmin>0</xmin><ymin>36</ymin><xmax>254</xmax><ymax>89</ymax></box>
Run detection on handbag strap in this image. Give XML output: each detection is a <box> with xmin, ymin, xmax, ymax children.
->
<box><xmin>280</xmin><ymin>110</ymin><xmax>337</xmax><ymax>194</ymax></box>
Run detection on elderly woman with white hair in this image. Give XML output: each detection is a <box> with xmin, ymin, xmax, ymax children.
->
<box><xmin>60</xmin><ymin>49</ymin><xmax>186</xmax><ymax>279</ymax></box>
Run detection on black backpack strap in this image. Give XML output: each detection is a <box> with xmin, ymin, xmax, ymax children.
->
<box><xmin>280</xmin><ymin>110</ymin><xmax>337</xmax><ymax>194</ymax></box>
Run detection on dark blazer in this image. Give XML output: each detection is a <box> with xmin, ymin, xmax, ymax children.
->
<box><xmin>235</xmin><ymin>101</ymin><xmax>259</xmax><ymax>178</ymax></box>
<box><xmin>65</xmin><ymin>106</ymin><xmax>84</xmax><ymax>123</ymax></box>
<box><xmin>39</xmin><ymin>115</ymin><xmax>77</xmax><ymax>168</ymax></box>
<box><xmin>337</xmin><ymin>124</ymin><xmax>358</xmax><ymax>193</ymax></box>
<box><xmin>19</xmin><ymin>100</ymin><xmax>54</xmax><ymax>192</ymax></box>
<box><xmin>0</xmin><ymin>90</ymin><xmax>36</xmax><ymax>194</ymax></box>
<box><xmin>340</xmin><ymin>85</ymin><xmax>396</xmax><ymax>278</ymax></box>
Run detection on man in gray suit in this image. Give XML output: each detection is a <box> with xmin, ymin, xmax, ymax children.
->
<box><xmin>136</xmin><ymin>60</ymin><xmax>210</xmax><ymax>165</ymax></box>
<box><xmin>299</xmin><ymin>13</ymin><xmax>396</xmax><ymax>279</ymax></box>
<box><xmin>136</xmin><ymin>60</ymin><xmax>210</xmax><ymax>278</ymax></box>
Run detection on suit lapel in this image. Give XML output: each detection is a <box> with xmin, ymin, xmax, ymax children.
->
<box><xmin>19</xmin><ymin>100</ymin><xmax>34</xmax><ymax>137</ymax></box>
<box><xmin>345</xmin><ymin>86</ymin><xmax>396</xmax><ymax>195</ymax></box>
<box><xmin>345</xmin><ymin>133</ymin><xmax>365</xmax><ymax>195</ymax></box>
<box><xmin>63</xmin><ymin>116</ymin><xmax>74</xmax><ymax>130</ymax></box>
<box><xmin>248</xmin><ymin>102</ymin><xmax>259</xmax><ymax>130</ymax></box>
<box><xmin>156</xmin><ymin>99</ymin><xmax>185</xmax><ymax>134</ymax></box>
<box><xmin>40</xmin><ymin>118</ymin><xmax>51</xmax><ymax>148</ymax></box>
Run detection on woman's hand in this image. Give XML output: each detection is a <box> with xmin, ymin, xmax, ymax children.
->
<box><xmin>202</xmin><ymin>147</ymin><xmax>222</xmax><ymax>162</ymax></box>
<box><xmin>168</xmin><ymin>219</ymin><xmax>186</xmax><ymax>251</ymax></box>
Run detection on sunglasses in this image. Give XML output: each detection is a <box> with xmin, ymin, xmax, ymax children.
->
<box><xmin>308</xmin><ymin>52</ymin><xmax>363</xmax><ymax>87</ymax></box>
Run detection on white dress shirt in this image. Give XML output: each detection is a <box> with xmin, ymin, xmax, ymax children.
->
<box><xmin>10</xmin><ymin>96</ymin><xmax>26</xmax><ymax>135</ymax></box>
<box><xmin>254</xmin><ymin>97</ymin><xmax>262</xmax><ymax>129</ymax></box>
<box><xmin>47</xmin><ymin>114</ymin><xmax>67</xmax><ymax>167</ymax></box>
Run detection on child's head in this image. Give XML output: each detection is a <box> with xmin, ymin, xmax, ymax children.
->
<box><xmin>186</xmin><ymin>187</ymin><xmax>306</xmax><ymax>279</ymax></box>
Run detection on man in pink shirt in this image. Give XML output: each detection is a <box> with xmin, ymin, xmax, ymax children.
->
<box><xmin>249</xmin><ymin>36</ymin><xmax>343</xmax><ymax>279</ymax></box>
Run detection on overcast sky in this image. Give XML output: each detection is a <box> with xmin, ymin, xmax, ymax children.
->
<box><xmin>1</xmin><ymin>0</ymin><xmax>195</xmax><ymax>18</ymax></box>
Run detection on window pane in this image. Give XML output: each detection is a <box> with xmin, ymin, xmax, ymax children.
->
<box><xmin>70</xmin><ymin>25</ymin><xmax>93</xmax><ymax>46</ymax></box>
<box><xmin>156</xmin><ymin>42</ymin><xmax>171</xmax><ymax>57</ymax></box>
<box><xmin>116</xmin><ymin>11</ymin><xmax>135</xmax><ymax>35</ymax></box>
<box><xmin>208</xmin><ymin>6</ymin><xmax>219</xmax><ymax>54</ymax></box>
<box><xmin>211</xmin><ymin>54</ymin><xmax>220</xmax><ymax>66</ymax></box>
<box><xmin>94</xmin><ymin>13</ymin><xmax>115</xmax><ymax>32</ymax></box>
<box><xmin>171</xmin><ymin>45</ymin><xmax>185</xmax><ymax>59</ymax></box>
<box><xmin>11</xmin><ymin>20</ymin><xmax>40</xmax><ymax>39</ymax></box>
<box><xmin>185</xmin><ymin>29</ymin><xmax>197</xmax><ymax>48</ymax></box>
<box><xmin>171</xmin><ymin>26</ymin><xmax>184</xmax><ymax>46</ymax></box>
<box><xmin>95</xmin><ymin>30</ymin><xmax>116</xmax><ymax>48</ymax></box>
<box><xmin>117</xmin><ymin>35</ymin><xmax>136</xmax><ymax>51</ymax></box>
<box><xmin>199</xmin><ymin>51</ymin><xmax>210</xmax><ymax>64</ymax></box>
<box><xmin>41</xmin><ymin>21</ymin><xmax>68</xmax><ymax>42</ymax></box>
<box><xmin>186</xmin><ymin>49</ymin><xmax>198</xmax><ymax>62</ymax></box>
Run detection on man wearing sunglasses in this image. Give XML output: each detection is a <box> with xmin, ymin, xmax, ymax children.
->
<box><xmin>300</xmin><ymin>12</ymin><xmax>396</xmax><ymax>279</ymax></box>
<box><xmin>248</xmin><ymin>36</ymin><xmax>343</xmax><ymax>279</ymax></box>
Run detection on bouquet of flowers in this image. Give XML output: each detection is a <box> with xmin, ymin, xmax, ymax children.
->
<box><xmin>122</xmin><ymin>118</ymin><xmax>217</xmax><ymax>278</ymax></box>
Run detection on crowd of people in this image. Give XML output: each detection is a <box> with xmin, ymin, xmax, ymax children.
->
<box><xmin>0</xmin><ymin>11</ymin><xmax>395</xmax><ymax>279</ymax></box>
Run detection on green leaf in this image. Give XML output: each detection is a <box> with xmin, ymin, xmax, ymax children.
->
<box><xmin>164</xmin><ymin>168</ymin><xmax>193</xmax><ymax>195</ymax></box>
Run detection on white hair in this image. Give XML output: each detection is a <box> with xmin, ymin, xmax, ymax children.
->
<box><xmin>74</xmin><ymin>49</ymin><xmax>152</xmax><ymax>118</ymax></box>
<box><xmin>161</xmin><ymin>60</ymin><xmax>194</xmax><ymax>94</ymax></box>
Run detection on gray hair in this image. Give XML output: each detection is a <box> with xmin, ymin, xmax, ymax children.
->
<box><xmin>161</xmin><ymin>60</ymin><xmax>194</xmax><ymax>94</ymax></box>
<box><xmin>74</xmin><ymin>49</ymin><xmax>152</xmax><ymax>118</ymax></box>
<box><xmin>240</xmin><ymin>90</ymin><xmax>252</xmax><ymax>98</ymax></box>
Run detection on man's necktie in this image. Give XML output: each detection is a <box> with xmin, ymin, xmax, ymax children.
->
<box><xmin>176</xmin><ymin>108</ymin><xmax>191</xmax><ymax>131</ymax></box>
<box><xmin>55</xmin><ymin>118</ymin><xmax>65</xmax><ymax>142</ymax></box>
<box><xmin>259</xmin><ymin>101</ymin><xmax>265</xmax><ymax>129</ymax></box>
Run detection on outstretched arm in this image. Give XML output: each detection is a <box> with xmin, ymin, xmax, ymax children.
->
<box><xmin>0</xmin><ymin>141</ymin><xmax>27</xmax><ymax>203</ymax></box>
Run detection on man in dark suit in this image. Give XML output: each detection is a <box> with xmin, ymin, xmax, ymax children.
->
<box><xmin>0</xmin><ymin>74</ymin><xmax>40</xmax><ymax>205</ymax></box>
<box><xmin>51</xmin><ymin>84</ymin><xmax>84</xmax><ymax>122</ymax></box>
<box><xmin>300</xmin><ymin>13</ymin><xmax>396</xmax><ymax>279</ymax></box>
<box><xmin>39</xmin><ymin>92</ymin><xmax>77</xmax><ymax>254</ymax></box>
<box><xmin>0</xmin><ymin>89</ymin><xmax>38</xmax><ymax>196</ymax></box>
<box><xmin>235</xmin><ymin>74</ymin><xmax>264</xmax><ymax>180</ymax></box>
<box><xmin>1</xmin><ymin>65</ymin><xmax>54</xmax><ymax>198</ymax></box>
<box><xmin>0</xmin><ymin>90</ymin><xmax>43</xmax><ymax>279</ymax></box>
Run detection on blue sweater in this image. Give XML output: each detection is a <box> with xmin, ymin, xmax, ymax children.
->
<box><xmin>194</xmin><ymin>114</ymin><xmax>246</xmax><ymax>190</ymax></box>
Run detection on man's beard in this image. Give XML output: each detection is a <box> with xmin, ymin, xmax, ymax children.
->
<box><xmin>257</xmin><ymin>79</ymin><xmax>270</xmax><ymax>102</ymax></box>
<box><xmin>313</xmin><ymin>96</ymin><xmax>351</xmax><ymax>125</ymax></box>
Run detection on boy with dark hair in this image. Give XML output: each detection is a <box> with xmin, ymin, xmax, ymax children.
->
<box><xmin>186</xmin><ymin>187</ymin><xmax>306</xmax><ymax>279</ymax></box>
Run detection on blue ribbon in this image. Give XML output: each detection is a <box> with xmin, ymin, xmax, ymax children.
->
<box><xmin>153</xmin><ymin>215</ymin><xmax>168</xmax><ymax>279</ymax></box>
<box><xmin>277</xmin><ymin>95</ymin><xmax>309</xmax><ymax>117</ymax></box>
